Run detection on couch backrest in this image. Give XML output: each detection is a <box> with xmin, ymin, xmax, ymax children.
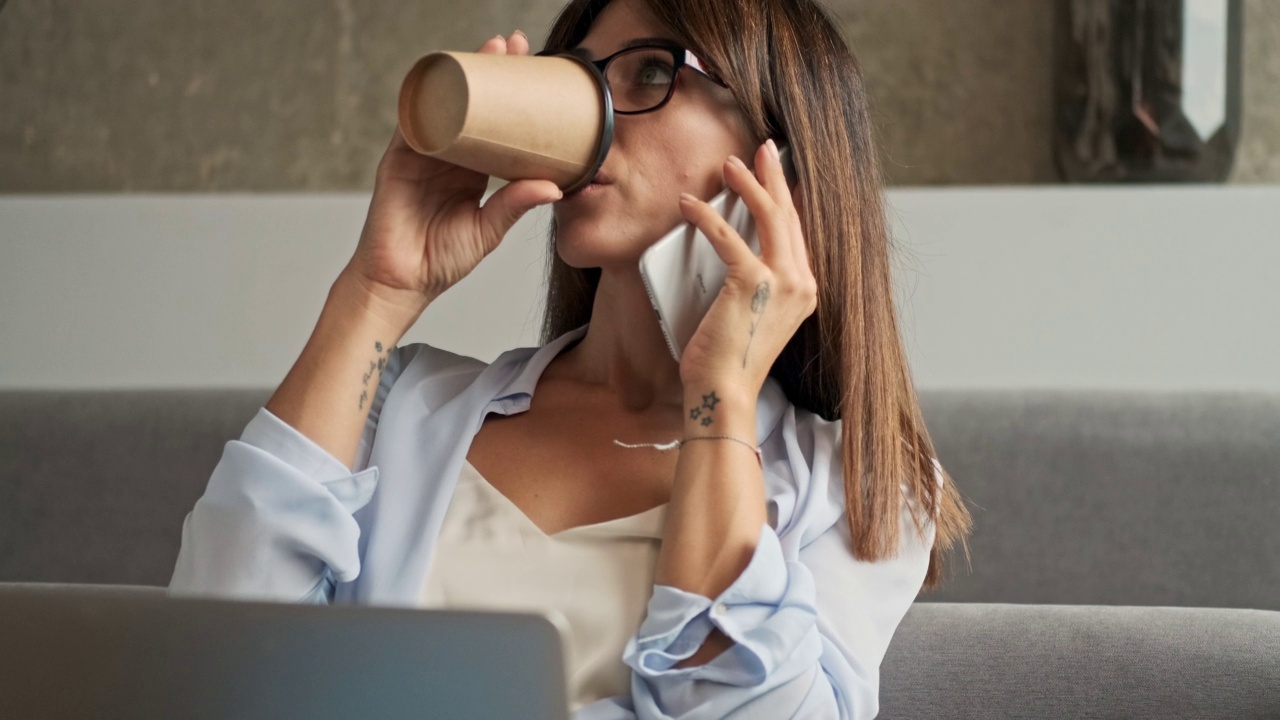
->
<box><xmin>0</xmin><ymin>390</ymin><xmax>269</xmax><ymax>587</ymax></box>
<box><xmin>2</xmin><ymin>389</ymin><xmax>1277</xmax><ymax>610</ymax></box>
<box><xmin>918</xmin><ymin>390</ymin><xmax>1280</xmax><ymax>610</ymax></box>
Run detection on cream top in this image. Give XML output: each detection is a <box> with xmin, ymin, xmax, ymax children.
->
<box><xmin>420</xmin><ymin>458</ymin><xmax>669</xmax><ymax>714</ymax></box>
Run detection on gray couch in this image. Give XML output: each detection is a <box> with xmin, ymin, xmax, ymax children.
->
<box><xmin>2</xmin><ymin>389</ymin><xmax>1278</xmax><ymax>718</ymax></box>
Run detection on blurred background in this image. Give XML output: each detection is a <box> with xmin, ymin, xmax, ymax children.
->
<box><xmin>5</xmin><ymin>7</ymin><xmax>1279</xmax><ymax>697</ymax></box>
<box><xmin>1</xmin><ymin>0</ymin><xmax>1277</xmax><ymax>389</ymax></box>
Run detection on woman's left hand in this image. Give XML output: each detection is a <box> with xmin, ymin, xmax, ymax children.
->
<box><xmin>676</xmin><ymin>139</ymin><xmax>817</xmax><ymax>395</ymax></box>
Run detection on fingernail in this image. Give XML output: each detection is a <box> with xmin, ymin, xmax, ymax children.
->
<box><xmin>766</xmin><ymin>138</ymin><xmax>779</xmax><ymax>160</ymax></box>
<box><xmin>513</xmin><ymin>29</ymin><xmax>527</xmax><ymax>40</ymax></box>
<box><xmin>727</xmin><ymin>155</ymin><xmax>747</xmax><ymax>169</ymax></box>
<box><xmin>680</xmin><ymin>192</ymin><xmax>696</xmax><ymax>203</ymax></box>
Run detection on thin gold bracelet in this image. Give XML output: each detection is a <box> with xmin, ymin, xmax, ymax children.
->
<box><xmin>679</xmin><ymin>435</ymin><xmax>763</xmax><ymax>467</ymax></box>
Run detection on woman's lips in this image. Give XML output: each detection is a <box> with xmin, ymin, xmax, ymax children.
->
<box><xmin>563</xmin><ymin>178</ymin><xmax>612</xmax><ymax>202</ymax></box>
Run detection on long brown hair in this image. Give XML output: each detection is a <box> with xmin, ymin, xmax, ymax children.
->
<box><xmin>539</xmin><ymin>0</ymin><xmax>972</xmax><ymax>589</ymax></box>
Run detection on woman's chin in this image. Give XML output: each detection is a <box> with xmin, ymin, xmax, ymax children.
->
<box><xmin>556</xmin><ymin>241</ymin><xmax>650</xmax><ymax>272</ymax></box>
<box><xmin>555</xmin><ymin>215</ymin><xmax>677</xmax><ymax>270</ymax></box>
<box><xmin>557</xmin><ymin>250</ymin><xmax>644</xmax><ymax>272</ymax></box>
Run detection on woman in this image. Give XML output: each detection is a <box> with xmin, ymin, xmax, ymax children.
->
<box><xmin>170</xmin><ymin>0</ymin><xmax>973</xmax><ymax>716</ymax></box>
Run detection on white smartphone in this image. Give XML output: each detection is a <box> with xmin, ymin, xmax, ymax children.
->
<box><xmin>638</xmin><ymin>143</ymin><xmax>797</xmax><ymax>362</ymax></box>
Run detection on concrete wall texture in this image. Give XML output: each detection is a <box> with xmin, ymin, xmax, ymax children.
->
<box><xmin>2</xmin><ymin>0</ymin><xmax>1278</xmax><ymax>192</ymax></box>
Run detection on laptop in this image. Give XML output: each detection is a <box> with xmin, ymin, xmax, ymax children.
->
<box><xmin>0</xmin><ymin>585</ymin><xmax>571</xmax><ymax>720</ymax></box>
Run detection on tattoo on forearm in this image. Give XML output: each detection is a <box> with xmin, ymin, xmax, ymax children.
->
<box><xmin>688</xmin><ymin>390</ymin><xmax>720</xmax><ymax>428</ymax></box>
<box><xmin>358</xmin><ymin>340</ymin><xmax>392</xmax><ymax>410</ymax></box>
<box><xmin>744</xmin><ymin>282</ymin><xmax>770</xmax><ymax>368</ymax></box>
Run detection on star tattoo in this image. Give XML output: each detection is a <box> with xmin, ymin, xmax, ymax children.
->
<box><xmin>702</xmin><ymin>391</ymin><xmax>720</xmax><ymax>411</ymax></box>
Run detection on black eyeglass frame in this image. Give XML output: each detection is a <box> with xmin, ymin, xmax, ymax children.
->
<box><xmin>538</xmin><ymin>42</ymin><xmax>728</xmax><ymax>116</ymax></box>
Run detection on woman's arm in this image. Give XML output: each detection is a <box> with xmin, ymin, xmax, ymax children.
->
<box><xmin>609</xmin><ymin>408</ymin><xmax>941</xmax><ymax>720</ymax></box>
<box><xmin>654</xmin><ymin>383</ymin><xmax>766</xmax><ymax>666</ymax></box>
<box><xmin>269</xmin><ymin>29</ymin><xmax>561</xmax><ymax>471</ymax></box>
<box><xmin>266</xmin><ymin>267</ymin><xmax>420</xmax><ymax>470</ymax></box>
<box><xmin>166</xmin><ymin>271</ymin><xmax>421</xmax><ymax>604</ymax></box>
<box><xmin>169</xmin><ymin>30</ymin><xmax>559</xmax><ymax>604</ymax></box>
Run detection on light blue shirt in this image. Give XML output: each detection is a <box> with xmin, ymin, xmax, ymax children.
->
<box><xmin>169</xmin><ymin>323</ymin><xmax>940</xmax><ymax>719</ymax></box>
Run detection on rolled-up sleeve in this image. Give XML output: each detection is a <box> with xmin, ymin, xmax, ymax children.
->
<box><xmin>167</xmin><ymin>348</ymin><xmax>403</xmax><ymax>604</ymax></box>
<box><xmin>623</xmin><ymin>523</ymin><xmax>818</xmax><ymax>687</ymax></box>
<box><xmin>612</xmin><ymin>409</ymin><xmax>941</xmax><ymax>719</ymax></box>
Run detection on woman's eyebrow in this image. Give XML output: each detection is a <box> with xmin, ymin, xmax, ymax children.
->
<box><xmin>573</xmin><ymin>36</ymin><xmax>679</xmax><ymax>60</ymax></box>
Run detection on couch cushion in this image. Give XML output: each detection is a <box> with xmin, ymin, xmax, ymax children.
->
<box><xmin>880</xmin><ymin>602</ymin><xmax>1280</xmax><ymax>719</ymax></box>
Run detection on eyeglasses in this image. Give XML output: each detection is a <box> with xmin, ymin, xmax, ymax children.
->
<box><xmin>537</xmin><ymin>42</ymin><xmax>728</xmax><ymax>115</ymax></box>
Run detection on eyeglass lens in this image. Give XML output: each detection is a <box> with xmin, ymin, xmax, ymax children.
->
<box><xmin>605</xmin><ymin>48</ymin><xmax>678</xmax><ymax>113</ymax></box>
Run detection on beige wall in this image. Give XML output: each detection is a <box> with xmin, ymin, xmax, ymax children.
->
<box><xmin>2</xmin><ymin>0</ymin><xmax>1278</xmax><ymax>191</ymax></box>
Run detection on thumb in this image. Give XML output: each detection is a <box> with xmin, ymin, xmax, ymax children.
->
<box><xmin>477</xmin><ymin>179</ymin><xmax>564</xmax><ymax>250</ymax></box>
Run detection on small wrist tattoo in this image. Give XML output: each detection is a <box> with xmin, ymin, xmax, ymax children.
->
<box><xmin>688</xmin><ymin>390</ymin><xmax>721</xmax><ymax>428</ymax></box>
<box><xmin>358</xmin><ymin>340</ymin><xmax>393</xmax><ymax>410</ymax></box>
<box><xmin>744</xmin><ymin>281</ymin><xmax>770</xmax><ymax>368</ymax></box>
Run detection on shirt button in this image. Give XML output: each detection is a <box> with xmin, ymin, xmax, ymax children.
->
<box><xmin>713</xmin><ymin>602</ymin><xmax>729</xmax><ymax>616</ymax></box>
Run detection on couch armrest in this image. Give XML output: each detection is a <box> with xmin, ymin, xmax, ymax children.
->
<box><xmin>880</xmin><ymin>602</ymin><xmax>1280</xmax><ymax>719</ymax></box>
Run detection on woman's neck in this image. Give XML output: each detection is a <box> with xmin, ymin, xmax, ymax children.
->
<box><xmin>547</xmin><ymin>265</ymin><xmax>684</xmax><ymax>413</ymax></box>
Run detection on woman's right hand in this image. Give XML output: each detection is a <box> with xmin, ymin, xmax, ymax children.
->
<box><xmin>342</xmin><ymin>30</ymin><xmax>564</xmax><ymax>333</ymax></box>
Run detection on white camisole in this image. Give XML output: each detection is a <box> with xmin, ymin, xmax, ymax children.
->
<box><xmin>421</xmin><ymin>458</ymin><xmax>669</xmax><ymax>714</ymax></box>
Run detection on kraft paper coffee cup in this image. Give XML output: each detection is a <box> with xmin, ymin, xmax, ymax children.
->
<box><xmin>397</xmin><ymin>50</ymin><xmax>614</xmax><ymax>194</ymax></box>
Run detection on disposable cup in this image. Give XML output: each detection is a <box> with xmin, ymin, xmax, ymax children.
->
<box><xmin>397</xmin><ymin>50</ymin><xmax>614</xmax><ymax>193</ymax></box>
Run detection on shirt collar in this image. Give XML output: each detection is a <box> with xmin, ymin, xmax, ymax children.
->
<box><xmin>489</xmin><ymin>323</ymin><xmax>789</xmax><ymax>445</ymax></box>
<box><xmin>490</xmin><ymin>323</ymin><xmax>589</xmax><ymax>402</ymax></box>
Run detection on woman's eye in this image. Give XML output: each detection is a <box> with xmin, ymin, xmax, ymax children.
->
<box><xmin>635</xmin><ymin>60</ymin><xmax>674</xmax><ymax>86</ymax></box>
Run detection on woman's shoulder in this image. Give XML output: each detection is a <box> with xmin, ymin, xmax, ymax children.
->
<box><xmin>385</xmin><ymin>339</ymin><xmax>546</xmax><ymax>409</ymax></box>
<box><xmin>770</xmin><ymin>393</ymin><xmax>842</xmax><ymax>474</ymax></box>
<box><xmin>773</xmin><ymin>395</ymin><xmax>943</xmax><ymax>490</ymax></box>
<box><xmin>393</xmin><ymin>341</ymin><xmax>490</xmax><ymax>378</ymax></box>
<box><xmin>767</xmin><ymin>395</ymin><xmax>943</xmax><ymax>538</ymax></box>
<box><xmin>379</xmin><ymin>341</ymin><xmax>491</xmax><ymax>411</ymax></box>
<box><xmin>760</xmin><ymin>392</ymin><xmax>847</xmax><ymax>542</ymax></box>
